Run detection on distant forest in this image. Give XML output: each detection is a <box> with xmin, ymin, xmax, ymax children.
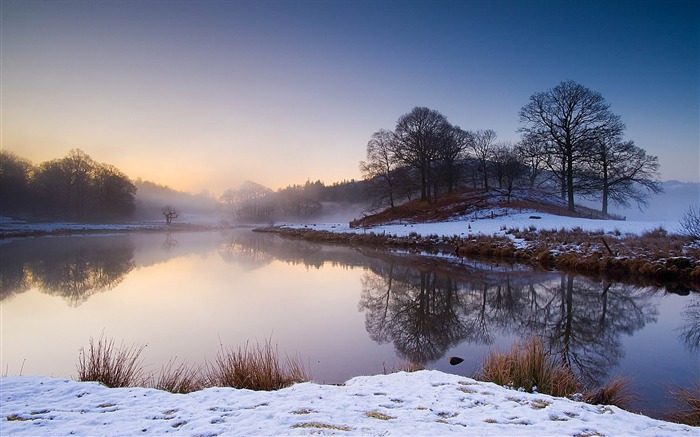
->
<box><xmin>1</xmin><ymin>149</ymin><xmax>136</xmax><ymax>220</ymax></box>
<box><xmin>0</xmin><ymin>148</ymin><xmax>368</xmax><ymax>223</ymax></box>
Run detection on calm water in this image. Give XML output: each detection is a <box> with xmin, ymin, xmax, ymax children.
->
<box><xmin>1</xmin><ymin>229</ymin><xmax>698</xmax><ymax>417</ymax></box>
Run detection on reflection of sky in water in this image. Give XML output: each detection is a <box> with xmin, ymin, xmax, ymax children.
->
<box><xmin>1</xmin><ymin>230</ymin><xmax>698</xmax><ymax>417</ymax></box>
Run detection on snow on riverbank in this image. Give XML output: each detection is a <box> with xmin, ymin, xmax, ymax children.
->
<box><xmin>283</xmin><ymin>210</ymin><xmax>680</xmax><ymax>239</ymax></box>
<box><xmin>2</xmin><ymin>371</ymin><xmax>697</xmax><ymax>436</ymax></box>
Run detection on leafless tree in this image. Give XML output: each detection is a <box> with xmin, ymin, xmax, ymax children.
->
<box><xmin>392</xmin><ymin>107</ymin><xmax>452</xmax><ymax>203</ymax></box>
<box><xmin>515</xmin><ymin>134</ymin><xmax>548</xmax><ymax>189</ymax></box>
<box><xmin>470</xmin><ymin>129</ymin><xmax>497</xmax><ymax>190</ymax></box>
<box><xmin>519</xmin><ymin>80</ymin><xmax>625</xmax><ymax>211</ymax></box>
<box><xmin>161</xmin><ymin>205</ymin><xmax>178</xmax><ymax>225</ymax></box>
<box><xmin>436</xmin><ymin>126</ymin><xmax>472</xmax><ymax>195</ymax></box>
<box><xmin>361</xmin><ymin>129</ymin><xmax>400</xmax><ymax>211</ymax></box>
<box><xmin>490</xmin><ymin>142</ymin><xmax>526</xmax><ymax>202</ymax></box>
<box><xmin>680</xmin><ymin>204</ymin><xmax>700</xmax><ymax>239</ymax></box>
<box><xmin>588</xmin><ymin>138</ymin><xmax>662</xmax><ymax>215</ymax></box>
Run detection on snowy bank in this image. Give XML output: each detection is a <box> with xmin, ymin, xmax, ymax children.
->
<box><xmin>283</xmin><ymin>211</ymin><xmax>679</xmax><ymax>238</ymax></box>
<box><xmin>1</xmin><ymin>371</ymin><xmax>697</xmax><ymax>436</ymax></box>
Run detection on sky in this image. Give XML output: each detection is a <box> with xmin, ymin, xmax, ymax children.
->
<box><xmin>2</xmin><ymin>0</ymin><xmax>698</xmax><ymax>195</ymax></box>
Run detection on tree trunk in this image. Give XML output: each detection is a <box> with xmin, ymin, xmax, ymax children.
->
<box><xmin>566</xmin><ymin>148</ymin><xmax>575</xmax><ymax>212</ymax></box>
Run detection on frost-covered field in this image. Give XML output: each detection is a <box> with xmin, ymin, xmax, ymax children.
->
<box><xmin>2</xmin><ymin>371</ymin><xmax>697</xmax><ymax>436</ymax></box>
<box><xmin>283</xmin><ymin>210</ymin><xmax>680</xmax><ymax>239</ymax></box>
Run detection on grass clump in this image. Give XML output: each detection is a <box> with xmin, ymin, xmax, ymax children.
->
<box><xmin>582</xmin><ymin>375</ymin><xmax>636</xmax><ymax>411</ymax></box>
<box><xmin>150</xmin><ymin>357</ymin><xmax>203</xmax><ymax>394</ymax></box>
<box><xmin>206</xmin><ymin>338</ymin><xmax>309</xmax><ymax>391</ymax></box>
<box><xmin>76</xmin><ymin>334</ymin><xmax>146</xmax><ymax>388</ymax></box>
<box><xmin>477</xmin><ymin>337</ymin><xmax>579</xmax><ymax>398</ymax></box>
<box><xmin>666</xmin><ymin>383</ymin><xmax>700</xmax><ymax>426</ymax></box>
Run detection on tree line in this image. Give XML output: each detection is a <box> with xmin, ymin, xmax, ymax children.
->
<box><xmin>361</xmin><ymin>80</ymin><xmax>662</xmax><ymax>215</ymax></box>
<box><xmin>218</xmin><ymin>179</ymin><xmax>367</xmax><ymax>223</ymax></box>
<box><xmin>0</xmin><ymin>149</ymin><xmax>136</xmax><ymax>219</ymax></box>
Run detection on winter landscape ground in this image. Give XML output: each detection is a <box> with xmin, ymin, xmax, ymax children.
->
<box><xmin>1</xmin><ymin>210</ymin><xmax>698</xmax><ymax>435</ymax></box>
<box><xmin>2</xmin><ymin>371</ymin><xmax>698</xmax><ymax>436</ymax></box>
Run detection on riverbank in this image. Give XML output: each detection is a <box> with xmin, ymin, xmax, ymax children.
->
<box><xmin>0</xmin><ymin>216</ymin><xmax>233</xmax><ymax>240</ymax></box>
<box><xmin>257</xmin><ymin>211</ymin><xmax>700</xmax><ymax>291</ymax></box>
<box><xmin>2</xmin><ymin>371</ymin><xmax>698</xmax><ymax>436</ymax></box>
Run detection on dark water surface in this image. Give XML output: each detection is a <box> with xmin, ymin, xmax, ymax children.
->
<box><xmin>1</xmin><ymin>229</ymin><xmax>698</xmax><ymax>417</ymax></box>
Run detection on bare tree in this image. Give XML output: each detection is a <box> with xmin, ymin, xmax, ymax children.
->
<box><xmin>515</xmin><ymin>134</ymin><xmax>548</xmax><ymax>189</ymax></box>
<box><xmin>361</xmin><ymin>129</ymin><xmax>400</xmax><ymax>211</ymax></box>
<box><xmin>392</xmin><ymin>107</ymin><xmax>452</xmax><ymax>203</ymax></box>
<box><xmin>435</xmin><ymin>126</ymin><xmax>472</xmax><ymax>194</ymax></box>
<box><xmin>519</xmin><ymin>80</ymin><xmax>625</xmax><ymax>211</ymax></box>
<box><xmin>588</xmin><ymin>138</ymin><xmax>662</xmax><ymax>215</ymax></box>
<box><xmin>470</xmin><ymin>129</ymin><xmax>497</xmax><ymax>190</ymax></box>
<box><xmin>490</xmin><ymin>142</ymin><xmax>526</xmax><ymax>202</ymax></box>
<box><xmin>161</xmin><ymin>205</ymin><xmax>178</xmax><ymax>225</ymax></box>
<box><xmin>680</xmin><ymin>205</ymin><xmax>700</xmax><ymax>239</ymax></box>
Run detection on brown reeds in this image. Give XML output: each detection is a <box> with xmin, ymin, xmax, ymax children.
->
<box><xmin>150</xmin><ymin>357</ymin><xmax>203</xmax><ymax>394</ymax></box>
<box><xmin>206</xmin><ymin>338</ymin><xmax>309</xmax><ymax>391</ymax></box>
<box><xmin>478</xmin><ymin>337</ymin><xmax>579</xmax><ymax>398</ymax></box>
<box><xmin>582</xmin><ymin>374</ymin><xmax>637</xmax><ymax>411</ymax></box>
<box><xmin>665</xmin><ymin>383</ymin><xmax>700</xmax><ymax>426</ymax></box>
<box><xmin>76</xmin><ymin>334</ymin><xmax>146</xmax><ymax>388</ymax></box>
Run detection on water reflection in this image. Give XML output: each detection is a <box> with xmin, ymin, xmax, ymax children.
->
<box><xmin>678</xmin><ymin>294</ymin><xmax>700</xmax><ymax>353</ymax></box>
<box><xmin>1</xmin><ymin>236</ymin><xmax>135</xmax><ymax>306</ymax></box>
<box><xmin>1</xmin><ymin>229</ymin><xmax>696</xmax><ymax>400</ymax></box>
<box><xmin>359</xmin><ymin>263</ymin><xmax>658</xmax><ymax>387</ymax></box>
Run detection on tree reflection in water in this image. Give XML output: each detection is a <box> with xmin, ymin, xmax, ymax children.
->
<box><xmin>0</xmin><ymin>236</ymin><xmax>135</xmax><ymax>306</ymax></box>
<box><xmin>359</xmin><ymin>263</ymin><xmax>659</xmax><ymax>387</ymax></box>
<box><xmin>678</xmin><ymin>294</ymin><xmax>700</xmax><ymax>353</ymax></box>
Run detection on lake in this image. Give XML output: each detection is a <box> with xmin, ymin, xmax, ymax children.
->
<box><xmin>1</xmin><ymin>229</ymin><xmax>697</xmax><ymax>418</ymax></box>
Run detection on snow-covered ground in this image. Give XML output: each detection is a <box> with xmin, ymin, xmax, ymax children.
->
<box><xmin>283</xmin><ymin>210</ymin><xmax>680</xmax><ymax>239</ymax></box>
<box><xmin>2</xmin><ymin>371</ymin><xmax>697</xmax><ymax>436</ymax></box>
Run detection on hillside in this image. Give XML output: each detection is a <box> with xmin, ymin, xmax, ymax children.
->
<box><xmin>352</xmin><ymin>188</ymin><xmax>618</xmax><ymax>228</ymax></box>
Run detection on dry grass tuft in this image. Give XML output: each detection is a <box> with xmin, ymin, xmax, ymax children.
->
<box><xmin>582</xmin><ymin>374</ymin><xmax>637</xmax><ymax>411</ymax></box>
<box><xmin>150</xmin><ymin>357</ymin><xmax>203</xmax><ymax>394</ymax></box>
<box><xmin>206</xmin><ymin>338</ymin><xmax>309</xmax><ymax>391</ymax></box>
<box><xmin>665</xmin><ymin>383</ymin><xmax>700</xmax><ymax>426</ymax></box>
<box><xmin>76</xmin><ymin>334</ymin><xmax>146</xmax><ymax>388</ymax></box>
<box><xmin>478</xmin><ymin>337</ymin><xmax>579</xmax><ymax>398</ymax></box>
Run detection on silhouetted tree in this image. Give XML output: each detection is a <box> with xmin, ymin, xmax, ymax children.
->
<box><xmin>490</xmin><ymin>143</ymin><xmax>526</xmax><ymax>201</ymax></box>
<box><xmin>519</xmin><ymin>80</ymin><xmax>625</xmax><ymax>211</ymax></box>
<box><xmin>470</xmin><ymin>129</ymin><xmax>497</xmax><ymax>190</ymax></box>
<box><xmin>435</xmin><ymin>126</ymin><xmax>472</xmax><ymax>194</ymax></box>
<box><xmin>515</xmin><ymin>134</ymin><xmax>548</xmax><ymax>189</ymax></box>
<box><xmin>392</xmin><ymin>107</ymin><xmax>452</xmax><ymax>203</ymax></box>
<box><xmin>0</xmin><ymin>150</ymin><xmax>33</xmax><ymax>213</ymax></box>
<box><xmin>588</xmin><ymin>138</ymin><xmax>662</xmax><ymax>215</ymax></box>
<box><xmin>361</xmin><ymin>129</ymin><xmax>400</xmax><ymax>211</ymax></box>
<box><xmin>162</xmin><ymin>205</ymin><xmax>178</xmax><ymax>224</ymax></box>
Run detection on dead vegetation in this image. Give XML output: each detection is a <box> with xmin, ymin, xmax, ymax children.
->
<box><xmin>665</xmin><ymin>383</ymin><xmax>700</xmax><ymax>426</ymax></box>
<box><xmin>477</xmin><ymin>337</ymin><xmax>579</xmax><ymax>398</ymax></box>
<box><xmin>259</xmin><ymin>224</ymin><xmax>700</xmax><ymax>291</ymax></box>
<box><xmin>205</xmin><ymin>339</ymin><xmax>309</xmax><ymax>391</ymax></box>
<box><xmin>75</xmin><ymin>336</ymin><xmax>309</xmax><ymax>393</ymax></box>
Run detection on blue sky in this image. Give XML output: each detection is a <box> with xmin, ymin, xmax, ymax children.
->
<box><xmin>2</xmin><ymin>0</ymin><xmax>698</xmax><ymax>194</ymax></box>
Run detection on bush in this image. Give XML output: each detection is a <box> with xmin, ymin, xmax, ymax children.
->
<box><xmin>206</xmin><ymin>338</ymin><xmax>309</xmax><ymax>391</ymax></box>
<box><xmin>477</xmin><ymin>336</ymin><xmax>579</xmax><ymax>397</ymax></box>
<box><xmin>76</xmin><ymin>334</ymin><xmax>146</xmax><ymax>388</ymax></box>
